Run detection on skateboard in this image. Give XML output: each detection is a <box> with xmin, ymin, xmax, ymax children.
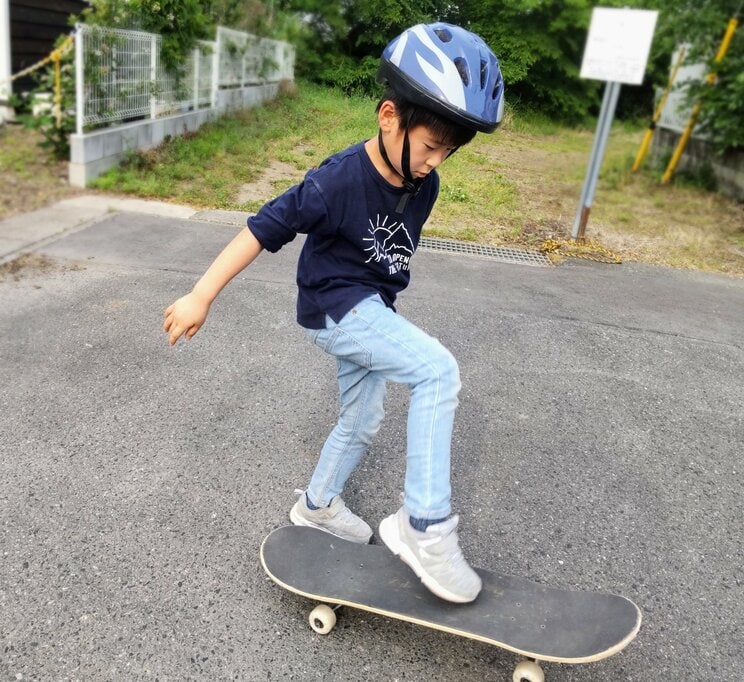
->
<box><xmin>260</xmin><ymin>526</ymin><xmax>641</xmax><ymax>682</ymax></box>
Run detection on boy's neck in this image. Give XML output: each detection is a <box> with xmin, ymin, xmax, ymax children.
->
<box><xmin>364</xmin><ymin>136</ymin><xmax>404</xmax><ymax>188</ymax></box>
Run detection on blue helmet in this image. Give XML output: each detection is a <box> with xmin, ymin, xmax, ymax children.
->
<box><xmin>378</xmin><ymin>23</ymin><xmax>505</xmax><ymax>133</ymax></box>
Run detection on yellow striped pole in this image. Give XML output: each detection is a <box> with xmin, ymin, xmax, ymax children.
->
<box><xmin>632</xmin><ymin>46</ymin><xmax>685</xmax><ymax>173</ymax></box>
<box><xmin>661</xmin><ymin>17</ymin><xmax>739</xmax><ymax>184</ymax></box>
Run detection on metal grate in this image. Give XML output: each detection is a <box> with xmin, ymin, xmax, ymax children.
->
<box><xmin>418</xmin><ymin>237</ymin><xmax>553</xmax><ymax>267</ymax></box>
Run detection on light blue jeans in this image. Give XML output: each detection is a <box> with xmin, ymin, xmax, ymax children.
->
<box><xmin>305</xmin><ymin>294</ymin><xmax>460</xmax><ymax>520</ymax></box>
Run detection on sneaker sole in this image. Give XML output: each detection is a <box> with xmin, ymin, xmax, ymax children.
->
<box><xmin>378</xmin><ymin>515</ymin><xmax>477</xmax><ymax>604</ymax></box>
<box><xmin>290</xmin><ymin>505</ymin><xmax>373</xmax><ymax>545</ymax></box>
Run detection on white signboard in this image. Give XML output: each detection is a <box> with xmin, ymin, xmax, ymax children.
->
<box><xmin>658</xmin><ymin>44</ymin><xmax>709</xmax><ymax>136</ymax></box>
<box><xmin>580</xmin><ymin>7</ymin><xmax>659</xmax><ymax>85</ymax></box>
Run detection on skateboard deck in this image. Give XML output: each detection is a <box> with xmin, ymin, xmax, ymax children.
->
<box><xmin>261</xmin><ymin>526</ymin><xmax>641</xmax><ymax>679</ymax></box>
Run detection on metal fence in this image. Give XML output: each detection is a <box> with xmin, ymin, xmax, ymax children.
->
<box><xmin>216</xmin><ymin>26</ymin><xmax>293</xmax><ymax>87</ymax></box>
<box><xmin>75</xmin><ymin>23</ymin><xmax>295</xmax><ymax>134</ymax></box>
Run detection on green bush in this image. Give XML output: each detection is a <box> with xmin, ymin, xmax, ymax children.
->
<box><xmin>695</xmin><ymin>49</ymin><xmax>744</xmax><ymax>153</ymax></box>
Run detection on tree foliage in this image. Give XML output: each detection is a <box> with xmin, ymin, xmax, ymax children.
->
<box><xmin>81</xmin><ymin>0</ymin><xmax>212</xmax><ymax>73</ymax></box>
<box><xmin>283</xmin><ymin>0</ymin><xmax>741</xmax><ymax>150</ymax></box>
<box><xmin>282</xmin><ymin>0</ymin><xmax>665</xmax><ymax>119</ymax></box>
<box><xmin>452</xmin><ymin>0</ymin><xmax>599</xmax><ymax>119</ymax></box>
<box><xmin>280</xmin><ymin>0</ymin><xmax>452</xmax><ymax>95</ymax></box>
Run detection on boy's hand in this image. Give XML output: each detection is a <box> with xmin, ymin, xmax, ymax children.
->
<box><xmin>163</xmin><ymin>292</ymin><xmax>211</xmax><ymax>345</ymax></box>
<box><xmin>162</xmin><ymin>227</ymin><xmax>263</xmax><ymax>345</ymax></box>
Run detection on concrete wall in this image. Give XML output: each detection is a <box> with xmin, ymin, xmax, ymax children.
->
<box><xmin>69</xmin><ymin>82</ymin><xmax>280</xmax><ymax>187</ymax></box>
<box><xmin>652</xmin><ymin>128</ymin><xmax>744</xmax><ymax>202</ymax></box>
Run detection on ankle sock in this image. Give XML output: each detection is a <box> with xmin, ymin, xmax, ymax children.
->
<box><xmin>305</xmin><ymin>494</ymin><xmax>322</xmax><ymax>511</ymax></box>
<box><xmin>306</xmin><ymin>493</ymin><xmax>334</xmax><ymax>511</ymax></box>
<box><xmin>409</xmin><ymin>515</ymin><xmax>447</xmax><ymax>532</ymax></box>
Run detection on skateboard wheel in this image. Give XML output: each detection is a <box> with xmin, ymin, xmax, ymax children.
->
<box><xmin>512</xmin><ymin>660</ymin><xmax>544</xmax><ymax>682</ymax></box>
<box><xmin>309</xmin><ymin>604</ymin><xmax>337</xmax><ymax>634</ymax></box>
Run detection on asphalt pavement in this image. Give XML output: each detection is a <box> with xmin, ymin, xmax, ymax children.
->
<box><xmin>1</xmin><ymin>197</ymin><xmax>742</xmax><ymax>680</ymax></box>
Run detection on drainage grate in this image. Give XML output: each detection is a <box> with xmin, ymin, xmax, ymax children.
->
<box><xmin>418</xmin><ymin>236</ymin><xmax>553</xmax><ymax>267</ymax></box>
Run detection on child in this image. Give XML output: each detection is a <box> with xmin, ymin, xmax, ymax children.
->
<box><xmin>164</xmin><ymin>22</ymin><xmax>504</xmax><ymax>603</ymax></box>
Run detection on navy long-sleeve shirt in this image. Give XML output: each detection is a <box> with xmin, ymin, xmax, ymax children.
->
<box><xmin>247</xmin><ymin>142</ymin><xmax>439</xmax><ymax>329</ymax></box>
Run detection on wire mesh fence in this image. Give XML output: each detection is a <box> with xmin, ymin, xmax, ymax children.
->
<box><xmin>216</xmin><ymin>27</ymin><xmax>295</xmax><ymax>87</ymax></box>
<box><xmin>75</xmin><ymin>23</ymin><xmax>295</xmax><ymax>133</ymax></box>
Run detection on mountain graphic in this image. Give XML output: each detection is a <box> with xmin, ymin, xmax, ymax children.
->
<box><xmin>363</xmin><ymin>215</ymin><xmax>415</xmax><ymax>268</ymax></box>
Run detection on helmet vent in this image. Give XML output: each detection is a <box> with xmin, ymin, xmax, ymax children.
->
<box><xmin>379</xmin><ymin>23</ymin><xmax>504</xmax><ymax>132</ymax></box>
<box><xmin>433</xmin><ymin>27</ymin><xmax>452</xmax><ymax>42</ymax></box>
<box><xmin>454</xmin><ymin>57</ymin><xmax>469</xmax><ymax>86</ymax></box>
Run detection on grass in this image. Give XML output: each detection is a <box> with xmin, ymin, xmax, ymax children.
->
<box><xmin>92</xmin><ymin>83</ymin><xmax>376</xmax><ymax>210</ymax></box>
<box><xmin>5</xmin><ymin>81</ymin><xmax>742</xmax><ymax>275</ymax></box>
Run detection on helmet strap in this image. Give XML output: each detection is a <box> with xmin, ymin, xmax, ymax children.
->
<box><xmin>377</xmin><ymin>124</ymin><xmax>423</xmax><ymax>213</ymax></box>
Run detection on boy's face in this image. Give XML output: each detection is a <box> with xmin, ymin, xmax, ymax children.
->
<box><xmin>386</xmin><ymin>122</ymin><xmax>457</xmax><ymax>180</ymax></box>
<box><xmin>378</xmin><ymin>101</ymin><xmax>456</xmax><ymax>182</ymax></box>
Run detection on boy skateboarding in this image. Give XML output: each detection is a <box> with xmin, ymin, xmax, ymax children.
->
<box><xmin>164</xmin><ymin>23</ymin><xmax>505</xmax><ymax>604</ymax></box>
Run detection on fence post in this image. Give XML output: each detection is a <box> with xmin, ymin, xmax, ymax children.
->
<box><xmin>211</xmin><ymin>29</ymin><xmax>220</xmax><ymax>110</ymax></box>
<box><xmin>150</xmin><ymin>33</ymin><xmax>157</xmax><ymax>119</ymax></box>
<box><xmin>241</xmin><ymin>45</ymin><xmax>246</xmax><ymax>88</ymax></box>
<box><xmin>75</xmin><ymin>24</ymin><xmax>84</xmax><ymax>134</ymax></box>
<box><xmin>193</xmin><ymin>47</ymin><xmax>199</xmax><ymax>111</ymax></box>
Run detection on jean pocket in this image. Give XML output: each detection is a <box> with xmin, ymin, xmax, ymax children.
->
<box><xmin>305</xmin><ymin>328</ymin><xmax>321</xmax><ymax>345</ymax></box>
<box><xmin>319</xmin><ymin>328</ymin><xmax>342</xmax><ymax>353</ymax></box>
<box><xmin>327</xmin><ymin>328</ymin><xmax>372</xmax><ymax>368</ymax></box>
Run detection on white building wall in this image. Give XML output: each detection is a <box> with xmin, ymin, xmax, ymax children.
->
<box><xmin>0</xmin><ymin>0</ymin><xmax>13</xmax><ymax>123</ymax></box>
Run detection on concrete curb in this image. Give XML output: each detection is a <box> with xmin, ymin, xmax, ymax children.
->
<box><xmin>0</xmin><ymin>195</ymin><xmax>248</xmax><ymax>265</ymax></box>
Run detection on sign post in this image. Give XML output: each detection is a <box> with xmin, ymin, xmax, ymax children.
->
<box><xmin>573</xmin><ymin>7</ymin><xmax>658</xmax><ymax>241</ymax></box>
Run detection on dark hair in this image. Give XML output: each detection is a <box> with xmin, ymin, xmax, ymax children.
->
<box><xmin>376</xmin><ymin>87</ymin><xmax>477</xmax><ymax>148</ymax></box>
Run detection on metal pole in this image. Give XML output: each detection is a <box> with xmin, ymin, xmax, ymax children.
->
<box><xmin>572</xmin><ymin>80</ymin><xmax>621</xmax><ymax>241</ymax></box>
<box><xmin>150</xmin><ymin>34</ymin><xmax>157</xmax><ymax>120</ymax></box>
<box><xmin>632</xmin><ymin>45</ymin><xmax>686</xmax><ymax>173</ymax></box>
<box><xmin>75</xmin><ymin>24</ymin><xmax>84</xmax><ymax>135</ymax></box>
<box><xmin>575</xmin><ymin>83</ymin><xmax>613</xmax><ymax>219</ymax></box>
<box><xmin>212</xmin><ymin>30</ymin><xmax>220</xmax><ymax>111</ymax></box>
<box><xmin>193</xmin><ymin>47</ymin><xmax>199</xmax><ymax>111</ymax></box>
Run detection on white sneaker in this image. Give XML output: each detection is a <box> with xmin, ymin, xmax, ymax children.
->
<box><xmin>290</xmin><ymin>492</ymin><xmax>373</xmax><ymax>544</ymax></box>
<box><xmin>379</xmin><ymin>507</ymin><xmax>482</xmax><ymax>603</ymax></box>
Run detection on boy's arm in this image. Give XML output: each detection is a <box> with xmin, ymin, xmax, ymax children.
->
<box><xmin>163</xmin><ymin>227</ymin><xmax>264</xmax><ymax>345</ymax></box>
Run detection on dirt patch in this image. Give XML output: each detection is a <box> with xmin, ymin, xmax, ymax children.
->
<box><xmin>467</xmin><ymin>126</ymin><xmax>744</xmax><ymax>275</ymax></box>
<box><xmin>235</xmin><ymin>142</ymin><xmax>315</xmax><ymax>205</ymax></box>
<box><xmin>236</xmin><ymin>159</ymin><xmax>304</xmax><ymax>204</ymax></box>
<box><xmin>0</xmin><ymin>253</ymin><xmax>84</xmax><ymax>282</ymax></box>
<box><xmin>0</xmin><ymin>124</ymin><xmax>86</xmax><ymax>221</ymax></box>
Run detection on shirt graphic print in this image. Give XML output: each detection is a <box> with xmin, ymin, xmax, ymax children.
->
<box><xmin>364</xmin><ymin>214</ymin><xmax>415</xmax><ymax>276</ymax></box>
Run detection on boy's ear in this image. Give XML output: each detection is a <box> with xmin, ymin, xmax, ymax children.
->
<box><xmin>378</xmin><ymin>100</ymin><xmax>399</xmax><ymax>133</ymax></box>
